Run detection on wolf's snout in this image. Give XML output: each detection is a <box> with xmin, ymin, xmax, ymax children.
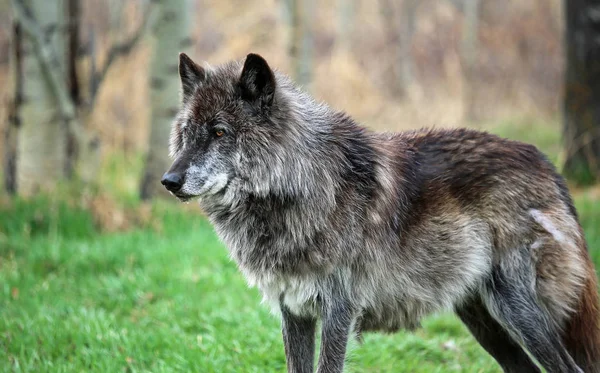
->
<box><xmin>161</xmin><ymin>172</ymin><xmax>184</xmax><ymax>192</ymax></box>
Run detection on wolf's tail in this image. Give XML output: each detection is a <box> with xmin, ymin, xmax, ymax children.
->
<box><xmin>563</xmin><ymin>258</ymin><xmax>600</xmax><ymax>372</ymax></box>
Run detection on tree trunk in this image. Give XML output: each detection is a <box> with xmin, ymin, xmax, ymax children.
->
<box><xmin>12</xmin><ymin>0</ymin><xmax>152</xmax><ymax>195</ymax></box>
<box><xmin>67</xmin><ymin>0</ymin><xmax>101</xmax><ymax>186</ymax></box>
<box><xmin>563</xmin><ymin>0</ymin><xmax>600</xmax><ymax>184</ymax></box>
<box><xmin>398</xmin><ymin>0</ymin><xmax>417</xmax><ymax>92</ymax></box>
<box><xmin>461</xmin><ymin>0</ymin><xmax>481</xmax><ymax>122</ymax></box>
<box><xmin>65</xmin><ymin>0</ymin><xmax>81</xmax><ymax>178</ymax></box>
<box><xmin>140</xmin><ymin>0</ymin><xmax>193</xmax><ymax>200</ymax></box>
<box><xmin>379</xmin><ymin>0</ymin><xmax>417</xmax><ymax>98</ymax></box>
<box><xmin>16</xmin><ymin>0</ymin><xmax>68</xmax><ymax>196</ymax></box>
<box><xmin>4</xmin><ymin>22</ymin><xmax>22</xmax><ymax>194</ymax></box>
<box><xmin>287</xmin><ymin>0</ymin><xmax>314</xmax><ymax>89</ymax></box>
<box><xmin>334</xmin><ymin>0</ymin><xmax>355</xmax><ymax>53</ymax></box>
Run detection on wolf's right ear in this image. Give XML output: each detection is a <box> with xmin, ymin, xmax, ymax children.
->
<box><xmin>179</xmin><ymin>53</ymin><xmax>206</xmax><ymax>98</ymax></box>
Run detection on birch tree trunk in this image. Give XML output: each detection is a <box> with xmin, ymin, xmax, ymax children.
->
<box><xmin>287</xmin><ymin>0</ymin><xmax>314</xmax><ymax>89</ymax></box>
<box><xmin>461</xmin><ymin>0</ymin><xmax>481</xmax><ymax>122</ymax></box>
<box><xmin>10</xmin><ymin>0</ymin><xmax>153</xmax><ymax>196</ymax></box>
<box><xmin>16</xmin><ymin>0</ymin><xmax>68</xmax><ymax>195</ymax></box>
<box><xmin>334</xmin><ymin>0</ymin><xmax>355</xmax><ymax>53</ymax></box>
<box><xmin>140</xmin><ymin>0</ymin><xmax>193</xmax><ymax>199</ymax></box>
<box><xmin>398</xmin><ymin>0</ymin><xmax>417</xmax><ymax>93</ymax></box>
<box><xmin>379</xmin><ymin>0</ymin><xmax>417</xmax><ymax>98</ymax></box>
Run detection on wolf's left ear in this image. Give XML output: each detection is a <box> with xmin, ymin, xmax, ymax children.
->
<box><xmin>240</xmin><ymin>54</ymin><xmax>276</xmax><ymax>108</ymax></box>
<box><xmin>179</xmin><ymin>53</ymin><xmax>206</xmax><ymax>98</ymax></box>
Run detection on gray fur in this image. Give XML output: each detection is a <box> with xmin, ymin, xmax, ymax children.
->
<box><xmin>163</xmin><ymin>53</ymin><xmax>598</xmax><ymax>373</ymax></box>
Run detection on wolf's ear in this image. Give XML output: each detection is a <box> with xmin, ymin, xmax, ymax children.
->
<box><xmin>239</xmin><ymin>54</ymin><xmax>275</xmax><ymax>108</ymax></box>
<box><xmin>179</xmin><ymin>53</ymin><xmax>205</xmax><ymax>98</ymax></box>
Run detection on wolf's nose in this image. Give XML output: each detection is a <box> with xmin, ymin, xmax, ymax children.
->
<box><xmin>161</xmin><ymin>173</ymin><xmax>183</xmax><ymax>192</ymax></box>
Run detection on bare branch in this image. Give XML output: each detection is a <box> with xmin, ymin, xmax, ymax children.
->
<box><xmin>11</xmin><ymin>0</ymin><xmax>76</xmax><ymax>121</ymax></box>
<box><xmin>91</xmin><ymin>3</ymin><xmax>156</xmax><ymax>103</ymax></box>
<box><xmin>11</xmin><ymin>0</ymin><xmax>84</xmax><ymax>144</ymax></box>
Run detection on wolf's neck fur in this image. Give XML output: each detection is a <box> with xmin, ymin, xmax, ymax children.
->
<box><xmin>236</xmin><ymin>74</ymin><xmax>374</xmax><ymax>202</ymax></box>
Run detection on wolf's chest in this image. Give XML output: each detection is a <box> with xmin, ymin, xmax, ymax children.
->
<box><xmin>240</xmin><ymin>267</ymin><xmax>322</xmax><ymax>315</ymax></box>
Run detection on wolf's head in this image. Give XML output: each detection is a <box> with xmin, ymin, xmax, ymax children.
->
<box><xmin>161</xmin><ymin>53</ymin><xmax>282</xmax><ymax>202</ymax></box>
<box><xmin>162</xmin><ymin>53</ymin><xmax>338</xmax><ymax>210</ymax></box>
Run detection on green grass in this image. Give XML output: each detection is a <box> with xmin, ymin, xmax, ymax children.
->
<box><xmin>0</xmin><ymin>119</ymin><xmax>598</xmax><ymax>372</ymax></box>
<box><xmin>0</xmin><ymin>197</ymin><xmax>505</xmax><ymax>373</ymax></box>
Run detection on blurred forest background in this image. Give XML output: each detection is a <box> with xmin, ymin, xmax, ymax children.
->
<box><xmin>0</xmin><ymin>0</ymin><xmax>589</xmax><ymax>203</ymax></box>
<box><xmin>1</xmin><ymin>0</ymin><xmax>600</xmax><ymax>372</ymax></box>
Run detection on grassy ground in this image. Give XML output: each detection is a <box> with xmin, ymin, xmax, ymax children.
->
<box><xmin>1</xmin><ymin>119</ymin><xmax>599</xmax><ymax>372</ymax></box>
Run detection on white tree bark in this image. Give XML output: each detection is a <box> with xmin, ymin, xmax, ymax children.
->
<box><xmin>10</xmin><ymin>0</ymin><xmax>153</xmax><ymax>195</ymax></box>
<box><xmin>16</xmin><ymin>0</ymin><xmax>68</xmax><ymax>195</ymax></box>
<box><xmin>140</xmin><ymin>0</ymin><xmax>193</xmax><ymax>199</ymax></box>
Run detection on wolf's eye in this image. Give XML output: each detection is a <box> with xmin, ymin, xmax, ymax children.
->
<box><xmin>182</xmin><ymin>123</ymin><xmax>193</xmax><ymax>138</ymax></box>
<box><xmin>215</xmin><ymin>129</ymin><xmax>225</xmax><ymax>137</ymax></box>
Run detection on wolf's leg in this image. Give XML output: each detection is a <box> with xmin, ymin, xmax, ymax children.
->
<box><xmin>281</xmin><ymin>303</ymin><xmax>317</xmax><ymax>373</ymax></box>
<box><xmin>484</xmin><ymin>262</ymin><xmax>583</xmax><ymax>373</ymax></box>
<box><xmin>316</xmin><ymin>298</ymin><xmax>354</xmax><ymax>373</ymax></box>
<box><xmin>456</xmin><ymin>296</ymin><xmax>541</xmax><ymax>373</ymax></box>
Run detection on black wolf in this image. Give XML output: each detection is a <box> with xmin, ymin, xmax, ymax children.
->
<box><xmin>162</xmin><ymin>53</ymin><xmax>600</xmax><ymax>373</ymax></box>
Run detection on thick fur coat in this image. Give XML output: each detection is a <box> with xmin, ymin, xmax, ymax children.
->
<box><xmin>162</xmin><ymin>53</ymin><xmax>600</xmax><ymax>373</ymax></box>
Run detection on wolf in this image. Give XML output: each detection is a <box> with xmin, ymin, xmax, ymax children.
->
<box><xmin>161</xmin><ymin>52</ymin><xmax>600</xmax><ymax>373</ymax></box>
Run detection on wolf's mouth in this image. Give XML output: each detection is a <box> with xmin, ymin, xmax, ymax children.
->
<box><xmin>172</xmin><ymin>192</ymin><xmax>197</xmax><ymax>202</ymax></box>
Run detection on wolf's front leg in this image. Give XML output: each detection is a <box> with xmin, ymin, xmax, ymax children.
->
<box><xmin>281</xmin><ymin>302</ymin><xmax>317</xmax><ymax>373</ymax></box>
<box><xmin>316</xmin><ymin>299</ymin><xmax>355</xmax><ymax>373</ymax></box>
